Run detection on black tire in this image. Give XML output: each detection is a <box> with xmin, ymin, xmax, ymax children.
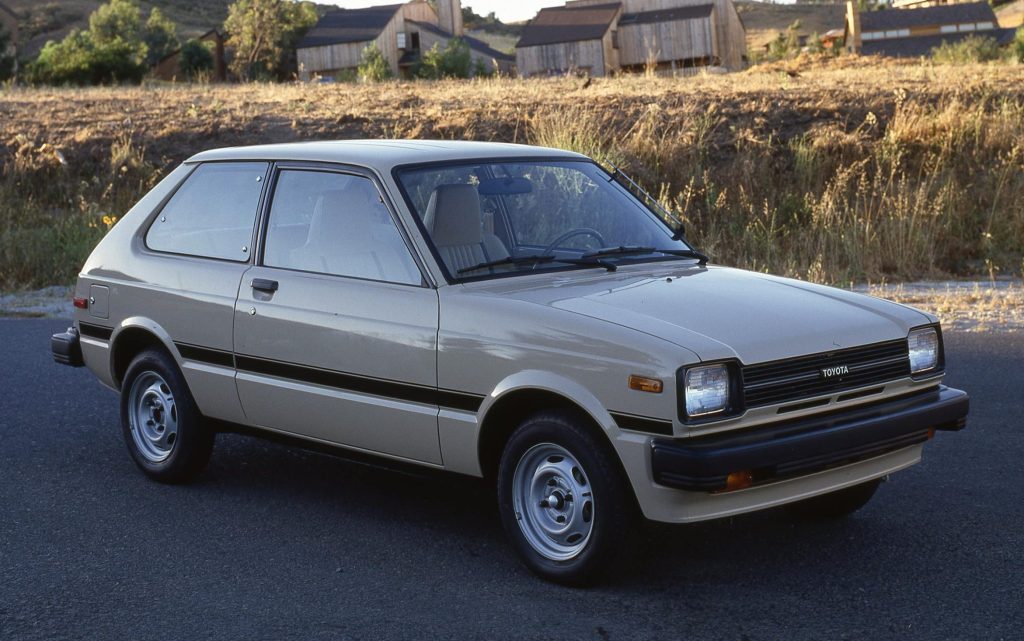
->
<box><xmin>120</xmin><ymin>348</ymin><xmax>213</xmax><ymax>484</ymax></box>
<box><xmin>787</xmin><ymin>479</ymin><xmax>882</xmax><ymax>519</ymax></box>
<box><xmin>497</xmin><ymin>410</ymin><xmax>635</xmax><ymax>586</ymax></box>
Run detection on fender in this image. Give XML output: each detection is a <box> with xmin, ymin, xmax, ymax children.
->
<box><xmin>109</xmin><ymin>316</ymin><xmax>183</xmax><ymax>384</ymax></box>
<box><xmin>439</xmin><ymin>369</ymin><xmax>622</xmax><ymax>478</ymax></box>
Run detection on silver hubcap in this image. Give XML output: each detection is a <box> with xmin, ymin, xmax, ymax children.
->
<box><xmin>128</xmin><ymin>371</ymin><xmax>178</xmax><ymax>463</ymax></box>
<box><xmin>512</xmin><ymin>443</ymin><xmax>594</xmax><ymax>561</ymax></box>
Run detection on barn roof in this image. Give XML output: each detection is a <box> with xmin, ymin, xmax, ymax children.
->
<box><xmin>860</xmin><ymin>2</ymin><xmax>997</xmax><ymax>31</ymax></box>
<box><xmin>297</xmin><ymin>4</ymin><xmax>403</xmax><ymax>49</ymax></box>
<box><xmin>861</xmin><ymin>27</ymin><xmax>1016</xmax><ymax>56</ymax></box>
<box><xmin>619</xmin><ymin>4</ymin><xmax>713</xmax><ymax>26</ymax></box>
<box><xmin>407</xmin><ymin>20</ymin><xmax>514</xmax><ymax>61</ymax></box>
<box><xmin>516</xmin><ymin>3</ymin><xmax>622</xmax><ymax>48</ymax></box>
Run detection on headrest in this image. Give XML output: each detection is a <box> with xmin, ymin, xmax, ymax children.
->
<box><xmin>424</xmin><ymin>184</ymin><xmax>482</xmax><ymax>247</ymax></box>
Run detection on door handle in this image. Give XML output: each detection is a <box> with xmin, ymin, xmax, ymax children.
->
<box><xmin>251</xmin><ymin>278</ymin><xmax>279</xmax><ymax>292</ymax></box>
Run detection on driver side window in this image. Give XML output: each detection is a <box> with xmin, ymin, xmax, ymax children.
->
<box><xmin>263</xmin><ymin>170</ymin><xmax>422</xmax><ymax>285</ymax></box>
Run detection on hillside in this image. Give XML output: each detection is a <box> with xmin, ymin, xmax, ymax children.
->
<box><xmin>7</xmin><ymin>0</ymin><xmax>236</xmax><ymax>56</ymax></box>
<box><xmin>737</xmin><ymin>1</ymin><xmax>846</xmax><ymax>50</ymax></box>
<box><xmin>996</xmin><ymin>0</ymin><xmax>1024</xmax><ymax>28</ymax></box>
<box><xmin>9</xmin><ymin>1</ymin><xmax>527</xmax><ymax>58</ymax></box>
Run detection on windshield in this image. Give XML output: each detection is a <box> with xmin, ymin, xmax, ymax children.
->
<box><xmin>395</xmin><ymin>160</ymin><xmax>698</xmax><ymax>281</ymax></box>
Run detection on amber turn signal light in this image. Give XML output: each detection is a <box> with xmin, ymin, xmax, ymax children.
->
<box><xmin>725</xmin><ymin>471</ymin><xmax>754</xmax><ymax>491</ymax></box>
<box><xmin>628</xmin><ymin>375</ymin><xmax>663</xmax><ymax>393</ymax></box>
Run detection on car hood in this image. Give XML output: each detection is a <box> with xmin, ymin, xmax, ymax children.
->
<box><xmin>460</xmin><ymin>264</ymin><xmax>932</xmax><ymax>364</ymax></box>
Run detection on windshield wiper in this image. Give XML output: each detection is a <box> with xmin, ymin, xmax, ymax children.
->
<box><xmin>581</xmin><ymin>246</ymin><xmax>710</xmax><ymax>265</ymax></box>
<box><xmin>457</xmin><ymin>254</ymin><xmax>558</xmax><ymax>274</ymax></box>
<box><xmin>457</xmin><ymin>254</ymin><xmax>617</xmax><ymax>275</ymax></box>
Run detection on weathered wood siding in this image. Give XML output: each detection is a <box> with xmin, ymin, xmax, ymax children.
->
<box><xmin>617</xmin><ymin>14</ymin><xmax>716</xmax><ymax>66</ymax></box>
<box><xmin>298</xmin><ymin>2</ymin><xmax>439</xmax><ymax>76</ymax></box>
<box><xmin>517</xmin><ymin>38</ymin><xmax>609</xmax><ymax>77</ymax></box>
<box><xmin>566</xmin><ymin>0</ymin><xmax>746</xmax><ymax>70</ymax></box>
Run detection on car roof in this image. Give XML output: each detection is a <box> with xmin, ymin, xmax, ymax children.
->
<box><xmin>187</xmin><ymin>140</ymin><xmax>589</xmax><ymax>171</ymax></box>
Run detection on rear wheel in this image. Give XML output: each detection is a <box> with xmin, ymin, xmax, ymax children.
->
<box><xmin>787</xmin><ymin>479</ymin><xmax>882</xmax><ymax>519</ymax></box>
<box><xmin>120</xmin><ymin>348</ymin><xmax>213</xmax><ymax>483</ymax></box>
<box><xmin>497</xmin><ymin>410</ymin><xmax>633</xmax><ymax>586</ymax></box>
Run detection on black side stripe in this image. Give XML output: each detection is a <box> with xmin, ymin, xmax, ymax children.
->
<box><xmin>175</xmin><ymin>343</ymin><xmax>235</xmax><ymax>368</ymax></box>
<box><xmin>610</xmin><ymin>411</ymin><xmax>674</xmax><ymax>436</ymax></box>
<box><xmin>235</xmin><ymin>354</ymin><xmax>485</xmax><ymax>412</ymax></box>
<box><xmin>79</xmin><ymin>322</ymin><xmax>113</xmax><ymax>341</ymax></box>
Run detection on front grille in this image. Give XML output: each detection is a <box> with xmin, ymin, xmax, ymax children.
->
<box><xmin>741</xmin><ymin>339</ymin><xmax>912</xmax><ymax>408</ymax></box>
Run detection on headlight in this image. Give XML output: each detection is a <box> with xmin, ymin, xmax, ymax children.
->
<box><xmin>684</xmin><ymin>364</ymin><xmax>730</xmax><ymax>417</ymax></box>
<box><xmin>908</xmin><ymin>327</ymin><xmax>940</xmax><ymax>375</ymax></box>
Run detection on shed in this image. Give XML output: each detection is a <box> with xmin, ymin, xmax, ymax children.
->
<box><xmin>515</xmin><ymin>3</ymin><xmax>623</xmax><ymax>77</ymax></box>
<box><xmin>516</xmin><ymin>0</ymin><xmax>747</xmax><ymax>77</ymax></box>
<box><xmin>297</xmin><ymin>1</ymin><xmax>505</xmax><ymax>79</ymax></box>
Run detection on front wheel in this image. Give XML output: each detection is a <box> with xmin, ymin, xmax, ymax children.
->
<box><xmin>497</xmin><ymin>411</ymin><xmax>634</xmax><ymax>586</ymax></box>
<box><xmin>120</xmin><ymin>348</ymin><xmax>213</xmax><ymax>484</ymax></box>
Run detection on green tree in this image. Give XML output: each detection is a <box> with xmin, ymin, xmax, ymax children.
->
<box><xmin>415</xmin><ymin>38</ymin><xmax>472</xmax><ymax>79</ymax></box>
<box><xmin>88</xmin><ymin>0</ymin><xmax>142</xmax><ymax>46</ymax></box>
<box><xmin>224</xmin><ymin>0</ymin><xmax>318</xmax><ymax>81</ymax></box>
<box><xmin>144</xmin><ymin>8</ymin><xmax>179</xmax><ymax>67</ymax></box>
<box><xmin>179</xmin><ymin>39</ymin><xmax>214</xmax><ymax>80</ymax></box>
<box><xmin>357</xmin><ymin>43</ymin><xmax>391</xmax><ymax>82</ymax></box>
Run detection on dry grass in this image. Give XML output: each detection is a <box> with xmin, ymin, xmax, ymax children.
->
<box><xmin>862</xmin><ymin>281</ymin><xmax>1024</xmax><ymax>332</ymax></box>
<box><xmin>0</xmin><ymin>64</ymin><xmax>1022</xmax><ymax>288</ymax></box>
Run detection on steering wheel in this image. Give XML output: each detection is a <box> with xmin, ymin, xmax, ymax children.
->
<box><xmin>542</xmin><ymin>228</ymin><xmax>606</xmax><ymax>255</ymax></box>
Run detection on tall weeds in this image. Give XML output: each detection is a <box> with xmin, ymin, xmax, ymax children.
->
<box><xmin>531</xmin><ymin>92</ymin><xmax>1024</xmax><ymax>284</ymax></box>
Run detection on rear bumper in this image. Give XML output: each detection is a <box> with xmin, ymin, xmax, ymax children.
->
<box><xmin>651</xmin><ymin>385</ymin><xmax>969</xmax><ymax>492</ymax></box>
<box><xmin>51</xmin><ymin>327</ymin><xmax>84</xmax><ymax>367</ymax></box>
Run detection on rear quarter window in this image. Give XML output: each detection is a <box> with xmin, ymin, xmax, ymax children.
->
<box><xmin>145</xmin><ymin>162</ymin><xmax>268</xmax><ymax>261</ymax></box>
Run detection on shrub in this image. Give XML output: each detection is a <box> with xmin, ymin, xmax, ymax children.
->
<box><xmin>416</xmin><ymin>38</ymin><xmax>472</xmax><ymax>79</ymax></box>
<box><xmin>357</xmin><ymin>44</ymin><xmax>391</xmax><ymax>82</ymax></box>
<box><xmin>27</xmin><ymin>30</ymin><xmax>147</xmax><ymax>85</ymax></box>
<box><xmin>931</xmin><ymin>35</ymin><xmax>1002</xmax><ymax>63</ymax></box>
<box><xmin>179</xmin><ymin>39</ymin><xmax>214</xmax><ymax>80</ymax></box>
<box><xmin>1014</xmin><ymin>27</ymin><xmax>1024</xmax><ymax>63</ymax></box>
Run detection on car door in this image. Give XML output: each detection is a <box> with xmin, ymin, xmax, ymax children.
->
<box><xmin>137</xmin><ymin>161</ymin><xmax>270</xmax><ymax>425</ymax></box>
<box><xmin>232</xmin><ymin>163</ymin><xmax>443</xmax><ymax>464</ymax></box>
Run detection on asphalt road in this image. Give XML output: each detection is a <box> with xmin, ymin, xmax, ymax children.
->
<box><xmin>2</xmin><ymin>319</ymin><xmax>1021</xmax><ymax>641</ymax></box>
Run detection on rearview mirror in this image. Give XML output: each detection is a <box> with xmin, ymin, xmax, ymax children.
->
<box><xmin>477</xmin><ymin>177</ymin><xmax>533</xmax><ymax>196</ymax></box>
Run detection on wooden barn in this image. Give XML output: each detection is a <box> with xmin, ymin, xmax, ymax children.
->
<box><xmin>845</xmin><ymin>1</ymin><xmax>1018</xmax><ymax>57</ymax></box>
<box><xmin>296</xmin><ymin>0</ymin><xmax>513</xmax><ymax>79</ymax></box>
<box><xmin>516</xmin><ymin>0</ymin><xmax>747</xmax><ymax>78</ymax></box>
<box><xmin>514</xmin><ymin>3</ymin><xmax>622</xmax><ymax>77</ymax></box>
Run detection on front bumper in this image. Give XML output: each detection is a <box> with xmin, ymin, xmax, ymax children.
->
<box><xmin>651</xmin><ymin>385</ymin><xmax>969</xmax><ymax>492</ymax></box>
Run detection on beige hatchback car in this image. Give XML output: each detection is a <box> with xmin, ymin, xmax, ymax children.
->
<box><xmin>53</xmin><ymin>140</ymin><xmax>969</xmax><ymax>585</ymax></box>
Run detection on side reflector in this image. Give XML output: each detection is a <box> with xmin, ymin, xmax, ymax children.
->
<box><xmin>73</xmin><ymin>297</ymin><xmax>89</xmax><ymax>309</ymax></box>
<box><xmin>725</xmin><ymin>471</ymin><xmax>754</xmax><ymax>491</ymax></box>
<box><xmin>628</xmin><ymin>375</ymin><xmax>663</xmax><ymax>394</ymax></box>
